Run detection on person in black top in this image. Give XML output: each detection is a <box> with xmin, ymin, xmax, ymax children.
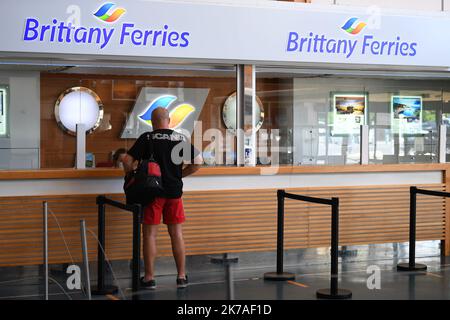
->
<box><xmin>122</xmin><ymin>107</ymin><xmax>202</xmax><ymax>289</ymax></box>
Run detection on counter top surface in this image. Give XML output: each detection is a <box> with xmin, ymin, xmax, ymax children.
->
<box><xmin>0</xmin><ymin>163</ymin><xmax>448</xmax><ymax>180</ymax></box>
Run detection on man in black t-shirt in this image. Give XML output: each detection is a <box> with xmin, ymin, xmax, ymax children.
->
<box><xmin>123</xmin><ymin>107</ymin><xmax>202</xmax><ymax>290</ymax></box>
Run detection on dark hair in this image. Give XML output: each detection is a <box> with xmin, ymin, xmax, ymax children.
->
<box><xmin>112</xmin><ymin>148</ymin><xmax>127</xmax><ymax>164</ymax></box>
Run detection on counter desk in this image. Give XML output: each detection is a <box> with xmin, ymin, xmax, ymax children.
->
<box><xmin>0</xmin><ymin>164</ymin><xmax>448</xmax><ymax>267</ymax></box>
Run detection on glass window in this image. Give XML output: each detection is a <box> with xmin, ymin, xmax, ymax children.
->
<box><xmin>0</xmin><ymin>63</ymin><xmax>236</xmax><ymax>170</ymax></box>
<box><xmin>255</xmin><ymin>69</ymin><xmax>447</xmax><ymax>166</ymax></box>
<box><xmin>368</xmin><ymin>81</ymin><xmax>442</xmax><ymax>164</ymax></box>
<box><xmin>1</xmin><ymin>61</ymin><xmax>449</xmax><ymax>170</ymax></box>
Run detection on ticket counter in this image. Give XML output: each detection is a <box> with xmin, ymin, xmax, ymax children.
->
<box><xmin>1</xmin><ymin>0</ymin><xmax>450</xmax><ymax>268</ymax></box>
<box><xmin>0</xmin><ymin>163</ymin><xmax>448</xmax><ymax>267</ymax></box>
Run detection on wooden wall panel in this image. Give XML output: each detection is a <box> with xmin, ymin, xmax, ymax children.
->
<box><xmin>40</xmin><ymin>73</ymin><xmax>236</xmax><ymax>168</ymax></box>
<box><xmin>40</xmin><ymin>73</ymin><xmax>288</xmax><ymax>168</ymax></box>
<box><xmin>0</xmin><ymin>184</ymin><xmax>445</xmax><ymax>267</ymax></box>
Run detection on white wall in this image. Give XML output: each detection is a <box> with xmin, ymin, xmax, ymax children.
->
<box><xmin>310</xmin><ymin>0</ymin><xmax>448</xmax><ymax>11</ymax></box>
<box><xmin>173</xmin><ymin>0</ymin><xmax>450</xmax><ymax>12</ymax></box>
<box><xmin>0</xmin><ymin>171</ymin><xmax>442</xmax><ymax>196</ymax></box>
<box><xmin>0</xmin><ymin>71</ymin><xmax>40</xmax><ymax>169</ymax></box>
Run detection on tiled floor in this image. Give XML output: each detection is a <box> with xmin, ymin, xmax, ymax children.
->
<box><xmin>0</xmin><ymin>241</ymin><xmax>448</xmax><ymax>300</ymax></box>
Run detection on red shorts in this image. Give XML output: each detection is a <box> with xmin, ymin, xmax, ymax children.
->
<box><xmin>143</xmin><ymin>197</ymin><xmax>185</xmax><ymax>225</ymax></box>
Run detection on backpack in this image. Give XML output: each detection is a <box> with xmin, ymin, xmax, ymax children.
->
<box><xmin>123</xmin><ymin>134</ymin><xmax>163</xmax><ymax>206</ymax></box>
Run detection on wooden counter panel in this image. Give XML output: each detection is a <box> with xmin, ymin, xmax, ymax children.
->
<box><xmin>0</xmin><ymin>163</ymin><xmax>448</xmax><ymax>181</ymax></box>
<box><xmin>0</xmin><ymin>184</ymin><xmax>445</xmax><ymax>267</ymax></box>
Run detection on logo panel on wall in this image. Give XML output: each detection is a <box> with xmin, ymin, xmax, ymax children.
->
<box><xmin>341</xmin><ymin>17</ymin><xmax>367</xmax><ymax>35</ymax></box>
<box><xmin>120</xmin><ymin>87</ymin><xmax>209</xmax><ymax>139</ymax></box>
<box><xmin>93</xmin><ymin>3</ymin><xmax>126</xmax><ymax>23</ymax></box>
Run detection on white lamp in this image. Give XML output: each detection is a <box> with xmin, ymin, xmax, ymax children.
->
<box><xmin>54</xmin><ymin>87</ymin><xmax>104</xmax><ymax>135</ymax></box>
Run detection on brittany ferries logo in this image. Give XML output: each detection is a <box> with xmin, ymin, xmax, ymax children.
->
<box><xmin>22</xmin><ymin>3</ymin><xmax>190</xmax><ymax>50</ymax></box>
<box><xmin>121</xmin><ymin>88</ymin><xmax>209</xmax><ymax>139</ymax></box>
<box><xmin>139</xmin><ymin>95</ymin><xmax>196</xmax><ymax>130</ymax></box>
<box><xmin>341</xmin><ymin>18</ymin><xmax>367</xmax><ymax>35</ymax></box>
<box><xmin>93</xmin><ymin>3</ymin><xmax>126</xmax><ymax>23</ymax></box>
<box><xmin>286</xmin><ymin>17</ymin><xmax>417</xmax><ymax>59</ymax></box>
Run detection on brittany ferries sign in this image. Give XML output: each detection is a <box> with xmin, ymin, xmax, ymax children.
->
<box><xmin>22</xmin><ymin>3</ymin><xmax>191</xmax><ymax>50</ymax></box>
<box><xmin>1</xmin><ymin>0</ymin><xmax>450</xmax><ymax>68</ymax></box>
<box><xmin>287</xmin><ymin>17</ymin><xmax>417</xmax><ymax>59</ymax></box>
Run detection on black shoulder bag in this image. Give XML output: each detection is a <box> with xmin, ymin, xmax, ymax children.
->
<box><xmin>123</xmin><ymin>133</ymin><xmax>164</xmax><ymax>206</ymax></box>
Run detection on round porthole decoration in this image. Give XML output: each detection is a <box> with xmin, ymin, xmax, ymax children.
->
<box><xmin>222</xmin><ymin>92</ymin><xmax>264</xmax><ymax>133</ymax></box>
<box><xmin>54</xmin><ymin>87</ymin><xmax>104</xmax><ymax>136</ymax></box>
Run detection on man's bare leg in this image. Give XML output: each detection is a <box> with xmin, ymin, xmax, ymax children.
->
<box><xmin>167</xmin><ymin>224</ymin><xmax>186</xmax><ymax>278</ymax></box>
<box><xmin>143</xmin><ymin>224</ymin><xmax>159</xmax><ymax>281</ymax></box>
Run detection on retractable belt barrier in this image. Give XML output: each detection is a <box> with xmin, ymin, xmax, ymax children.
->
<box><xmin>92</xmin><ymin>195</ymin><xmax>142</xmax><ymax>296</ymax></box>
<box><xmin>264</xmin><ymin>189</ymin><xmax>352</xmax><ymax>299</ymax></box>
<box><xmin>397</xmin><ymin>186</ymin><xmax>450</xmax><ymax>272</ymax></box>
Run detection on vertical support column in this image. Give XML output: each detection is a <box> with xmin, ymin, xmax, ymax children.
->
<box><xmin>76</xmin><ymin>124</ymin><xmax>86</xmax><ymax>169</ymax></box>
<box><xmin>236</xmin><ymin>65</ymin><xmax>257</xmax><ymax>166</ymax></box>
<box><xmin>244</xmin><ymin>65</ymin><xmax>257</xmax><ymax>166</ymax></box>
<box><xmin>439</xmin><ymin>124</ymin><xmax>447</xmax><ymax>164</ymax></box>
<box><xmin>80</xmin><ymin>219</ymin><xmax>92</xmax><ymax>300</ymax></box>
<box><xmin>236</xmin><ymin>65</ymin><xmax>245</xmax><ymax>167</ymax></box>
<box><xmin>264</xmin><ymin>190</ymin><xmax>294</xmax><ymax>281</ymax></box>
<box><xmin>360</xmin><ymin>125</ymin><xmax>369</xmax><ymax>165</ymax></box>
<box><xmin>43</xmin><ymin>201</ymin><xmax>48</xmax><ymax>301</ymax></box>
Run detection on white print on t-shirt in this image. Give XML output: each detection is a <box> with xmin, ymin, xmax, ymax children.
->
<box><xmin>151</xmin><ymin>132</ymin><xmax>185</xmax><ymax>142</ymax></box>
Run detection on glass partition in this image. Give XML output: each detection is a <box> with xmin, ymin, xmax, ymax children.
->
<box><xmin>368</xmin><ymin>83</ymin><xmax>442</xmax><ymax>164</ymax></box>
<box><xmin>255</xmin><ymin>69</ymin><xmax>448</xmax><ymax>166</ymax></box>
<box><xmin>0</xmin><ymin>63</ymin><xmax>236</xmax><ymax>169</ymax></box>
<box><xmin>2</xmin><ymin>62</ymin><xmax>450</xmax><ymax>170</ymax></box>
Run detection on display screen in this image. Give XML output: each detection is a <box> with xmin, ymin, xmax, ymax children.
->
<box><xmin>332</xmin><ymin>93</ymin><xmax>367</xmax><ymax>134</ymax></box>
<box><xmin>391</xmin><ymin>96</ymin><xmax>423</xmax><ymax>134</ymax></box>
<box><xmin>0</xmin><ymin>87</ymin><xmax>7</xmax><ymax>136</ymax></box>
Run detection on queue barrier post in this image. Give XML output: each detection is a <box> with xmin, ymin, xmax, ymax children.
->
<box><xmin>316</xmin><ymin>197</ymin><xmax>352</xmax><ymax>299</ymax></box>
<box><xmin>397</xmin><ymin>186</ymin><xmax>450</xmax><ymax>272</ymax></box>
<box><xmin>43</xmin><ymin>201</ymin><xmax>49</xmax><ymax>301</ymax></box>
<box><xmin>263</xmin><ymin>190</ymin><xmax>295</xmax><ymax>281</ymax></box>
<box><xmin>132</xmin><ymin>203</ymin><xmax>142</xmax><ymax>293</ymax></box>
<box><xmin>92</xmin><ymin>195</ymin><xmax>142</xmax><ymax>296</ymax></box>
<box><xmin>80</xmin><ymin>219</ymin><xmax>92</xmax><ymax>300</ymax></box>
<box><xmin>264</xmin><ymin>190</ymin><xmax>352</xmax><ymax>299</ymax></box>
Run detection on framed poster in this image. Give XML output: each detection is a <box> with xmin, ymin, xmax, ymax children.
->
<box><xmin>332</xmin><ymin>93</ymin><xmax>367</xmax><ymax>135</ymax></box>
<box><xmin>0</xmin><ymin>86</ymin><xmax>9</xmax><ymax>137</ymax></box>
<box><xmin>391</xmin><ymin>96</ymin><xmax>423</xmax><ymax>134</ymax></box>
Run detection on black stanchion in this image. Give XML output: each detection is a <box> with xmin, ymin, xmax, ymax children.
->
<box><xmin>91</xmin><ymin>195</ymin><xmax>118</xmax><ymax>295</ymax></box>
<box><xmin>92</xmin><ymin>195</ymin><xmax>142</xmax><ymax>296</ymax></box>
<box><xmin>316</xmin><ymin>198</ymin><xmax>352</xmax><ymax>299</ymax></box>
<box><xmin>397</xmin><ymin>186</ymin><xmax>450</xmax><ymax>272</ymax></box>
<box><xmin>264</xmin><ymin>190</ymin><xmax>295</xmax><ymax>281</ymax></box>
<box><xmin>131</xmin><ymin>203</ymin><xmax>142</xmax><ymax>294</ymax></box>
<box><xmin>264</xmin><ymin>190</ymin><xmax>351</xmax><ymax>298</ymax></box>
